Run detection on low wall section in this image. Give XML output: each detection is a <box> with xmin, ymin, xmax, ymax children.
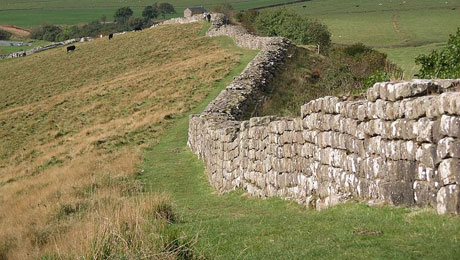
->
<box><xmin>187</xmin><ymin>16</ymin><xmax>460</xmax><ymax>215</ymax></box>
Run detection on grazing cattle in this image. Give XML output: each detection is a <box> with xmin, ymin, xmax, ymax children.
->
<box><xmin>66</xmin><ymin>45</ymin><xmax>76</xmax><ymax>52</ymax></box>
<box><xmin>206</xmin><ymin>14</ymin><xmax>211</xmax><ymax>22</ymax></box>
<box><xmin>134</xmin><ymin>26</ymin><xmax>142</xmax><ymax>31</ymax></box>
<box><xmin>108</xmin><ymin>33</ymin><xmax>113</xmax><ymax>40</ymax></box>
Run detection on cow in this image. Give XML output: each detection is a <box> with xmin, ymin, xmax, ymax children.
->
<box><xmin>108</xmin><ymin>33</ymin><xmax>113</xmax><ymax>40</ymax></box>
<box><xmin>66</xmin><ymin>45</ymin><xmax>76</xmax><ymax>52</ymax></box>
<box><xmin>134</xmin><ymin>26</ymin><xmax>142</xmax><ymax>32</ymax></box>
<box><xmin>206</xmin><ymin>14</ymin><xmax>211</xmax><ymax>22</ymax></box>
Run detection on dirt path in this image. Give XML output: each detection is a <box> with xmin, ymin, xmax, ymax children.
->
<box><xmin>0</xmin><ymin>24</ymin><xmax>30</xmax><ymax>38</ymax></box>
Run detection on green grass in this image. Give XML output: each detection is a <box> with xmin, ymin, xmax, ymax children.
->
<box><xmin>139</xmin><ymin>36</ymin><xmax>460</xmax><ymax>259</ymax></box>
<box><xmin>0</xmin><ymin>0</ymin><xmax>297</xmax><ymax>27</ymax></box>
<box><xmin>0</xmin><ymin>40</ymin><xmax>49</xmax><ymax>55</ymax></box>
<box><xmin>278</xmin><ymin>0</ymin><xmax>460</xmax><ymax>77</ymax></box>
<box><xmin>377</xmin><ymin>43</ymin><xmax>446</xmax><ymax>78</ymax></box>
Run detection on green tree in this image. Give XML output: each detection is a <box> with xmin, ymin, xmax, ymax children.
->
<box><xmin>0</xmin><ymin>29</ymin><xmax>12</xmax><ymax>40</ymax></box>
<box><xmin>158</xmin><ymin>3</ymin><xmax>175</xmax><ymax>19</ymax></box>
<box><xmin>142</xmin><ymin>5</ymin><xmax>159</xmax><ymax>20</ymax></box>
<box><xmin>100</xmin><ymin>14</ymin><xmax>107</xmax><ymax>23</ymax></box>
<box><xmin>415</xmin><ymin>28</ymin><xmax>460</xmax><ymax>78</ymax></box>
<box><xmin>114</xmin><ymin>7</ymin><xmax>134</xmax><ymax>24</ymax></box>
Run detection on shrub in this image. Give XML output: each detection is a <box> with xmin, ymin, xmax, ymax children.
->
<box><xmin>415</xmin><ymin>28</ymin><xmax>460</xmax><ymax>78</ymax></box>
<box><xmin>0</xmin><ymin>29</ymin><xmax>12</xmax><ymax>40</ymax></box>
<box><xmin>253</xmin><ymin>9</ymin><xmax>331</xmax><ymax>53</ymax></box>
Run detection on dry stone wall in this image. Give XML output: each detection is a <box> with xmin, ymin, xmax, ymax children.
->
<box><xmin>0</xmin><ymin>38</ymin><xmax>89</xmax><ymax>60</ymax></box>
<box><xmin>187</xmin><ymin>15</ymin><xmax>460</xmax><ymax>215</ymax></box>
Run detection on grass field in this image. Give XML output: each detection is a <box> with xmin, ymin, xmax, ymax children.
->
<box><xmin>0</xmin><ymin>0</ymin><xmax>297</xmax><ymax>27</ymax></box>
<box><xmin>0</xmin><ymin>22</ymin><xmax>253</xmax><ymax>259</ymax></box>
<box><xmin>281</xmin><ymin>0</ymin><xmax>460</xmax><ymax>77</ymax></box>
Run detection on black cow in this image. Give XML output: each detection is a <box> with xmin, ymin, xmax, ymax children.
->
<box><xmin>206</xmin><ymin>14</ymin><xmax>211</xmax><ymax>22</ymax></box>
<box><xmin>134</xmin><ymin>26</ymin><xmax>142</xmax><ymax>32</ymax></box>
<box><xmin>67</xmin><ymin>45</ymin><xmax>76</xmax><ymax>52</ymax></box>
<box><xmin>109</xmin><ymin>33</ymin><xmax>113</xmax><ymax>40</ymax></box>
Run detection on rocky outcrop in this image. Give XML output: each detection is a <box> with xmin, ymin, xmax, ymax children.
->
<box><xmin>187</xmin><ymin>15</ymin><xmax>460</xmax><ymax>215</ymax></box>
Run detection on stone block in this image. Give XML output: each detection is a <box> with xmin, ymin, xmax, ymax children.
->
<box><xmin>437</xmin><ymin>137</ymin><xmax>460</xmax><ymax>159</ymax></box>
<box><xmin>440</xmin><ymin>115</ymin><xmax>460</xmax><ymax>138</ymax></box>
<box><xmin>381</xmin><ymin>182</ymin><xmax>414</xmax><ymax>206</ymax></box>
<box><xmin>416</xmin><ymin>143</ymin><xmax>439</xmax><ymax>168</ymax></box>
<box><xmin>437</xmin><ymin>184</ymin><xmax>460</xmax><ymax>215</ymax></box>
<box><xmin>414</xmin><ymin>118</ymin><xmax>434</xmax><ymax>142</ymax></box>
<box><xmin>439</xmin><ymin>158</ymin><xmax>460</xmax><ymax>185</ymax></box>
<box><xmin>367</xmin><ymin>82</ymin><xmax>380</xmax><ymax>102</ymax></box>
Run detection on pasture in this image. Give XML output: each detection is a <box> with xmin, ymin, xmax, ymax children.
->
<box><xmin>284</xmin><ymin>0</ymin><xmax>460</xmax><ymax>76</ymax></box>
<box><xmin>0</xmin><ymin>0</ymin><xmax>297</xmax><ymax>27</ymax></box>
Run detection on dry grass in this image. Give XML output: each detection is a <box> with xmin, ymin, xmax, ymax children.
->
<box><xmin>0</xmin><ymin>22</ymin><xmax>240</xmax><ymax>259</ymax></box>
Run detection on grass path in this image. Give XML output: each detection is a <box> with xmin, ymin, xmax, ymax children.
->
<box><xmin>140</xmin><ymin>37</ymin><xmax>460</xmax><ymax>260</ymax></box>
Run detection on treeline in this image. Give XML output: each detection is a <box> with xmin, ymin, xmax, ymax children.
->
<box><xmin>30</xmin><ymin>3</ymin><xmax>176</xmax><ymax>42</ymax></box>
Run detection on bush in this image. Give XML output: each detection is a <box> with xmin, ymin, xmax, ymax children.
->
<box><xmin>30</xmin><ymin>24</ymin><xmax>63</xmax><ymax>42</ymax></box>
<box><xmin>0</xmin><ymin>29</ymin><xmax>12</xmax><ymax>40</ymax></box>
<box><xmin>253</xmin><ymin>9</ymin><xmax>331</xmax><ymax>53</ymax></box>
<box><xmin>415</xmin><ymin>28</ymin><xmax>460</xmax><ymax>78</ymax></box>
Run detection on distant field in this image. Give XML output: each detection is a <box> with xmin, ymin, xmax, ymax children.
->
<box><xmin>281</xmin><ymin>0</ymin><xmax>460</xmax><ymax>77</ymax></box>
<box><xmin>0</xmin><ymin>0</ymin><xmax>297</xmax><ymax>27</ymax></box>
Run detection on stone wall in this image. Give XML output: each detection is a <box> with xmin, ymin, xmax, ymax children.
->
<box><xmin>187</xmin><ymin>15</ymin><xmax>460</xmax><ymax>215</ymax></box>
<box><xmin>0</xmin><ymin>38</ymin><xmax>87</xmax><ymax>60</ymax></box>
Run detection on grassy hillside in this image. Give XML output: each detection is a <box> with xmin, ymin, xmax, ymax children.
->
<box><xmin>0</xmin><ymin>22</ymin><xmax>257</xmax><ymax>259</ymax></box>
<box><xmin>0</xmin><ymin>0</ymin><xmax>297</xmax><ymax>27</ymax></box>
<box><xmin>281</xmin><ymin>0</ymin><xmax>460</xmax><ymax>76</ymax></box>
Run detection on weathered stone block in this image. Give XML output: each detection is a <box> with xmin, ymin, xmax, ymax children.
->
<box><xmin>437</xmin><ymin>184</ymin><xmax>460</xmax><ymax>214</ymax></box>
<box><xmin>382</xmin><ymin>182</ymin><xmax>414</xmax><ymax>206</ymax></box>
<box><xmin>439</xmin><ymin>158</ymin><xmax>460</xmax><ymax>185</ymax></box>
<box><xmin>440</xmin><ymin>115</ymin><xmax>460</xmax><ymax>138</ymax></box>
<box><xmin>416</xmin><ymin>143</ymin><xmax>439</xmax><ymax>168</ymax></box>
<box><xmin>437</xmin><ymin>137</ymin><xmax>460</xmax><ymax>159</ymax></box>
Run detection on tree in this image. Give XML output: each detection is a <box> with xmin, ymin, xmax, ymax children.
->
<box><xmin>142</xmin><ymin>5</ymin><xmax>159</xmax><ymax>20</ymax></box>
<box><xmin>114</xmin><ymin>7</ymin><xmax>134</xmax><ymax>24</ymax></box>
<box><xmin>100</xmin><ymin>14</ymin><xmax>107</xmax><ymax>23</ymax></box>
<box><xmin>0</xmin><ymin>29</ymin><xmax>12</xmax><ymax>40</ymax></box>
<box><xmin>415</xmin><ymin>28</ymin><xmax>460</xmax><ymax>78</ymax></box>
<box><xmin>158</xmin><ymin>3</ymin><xmax>175</xmax><ymax>19</ymax></box>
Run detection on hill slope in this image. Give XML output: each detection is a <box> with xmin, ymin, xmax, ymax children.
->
<box><xmin>0</xmin><ymin>22</ymin><xmax>255</xmax><ymax>258</ymax></box>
